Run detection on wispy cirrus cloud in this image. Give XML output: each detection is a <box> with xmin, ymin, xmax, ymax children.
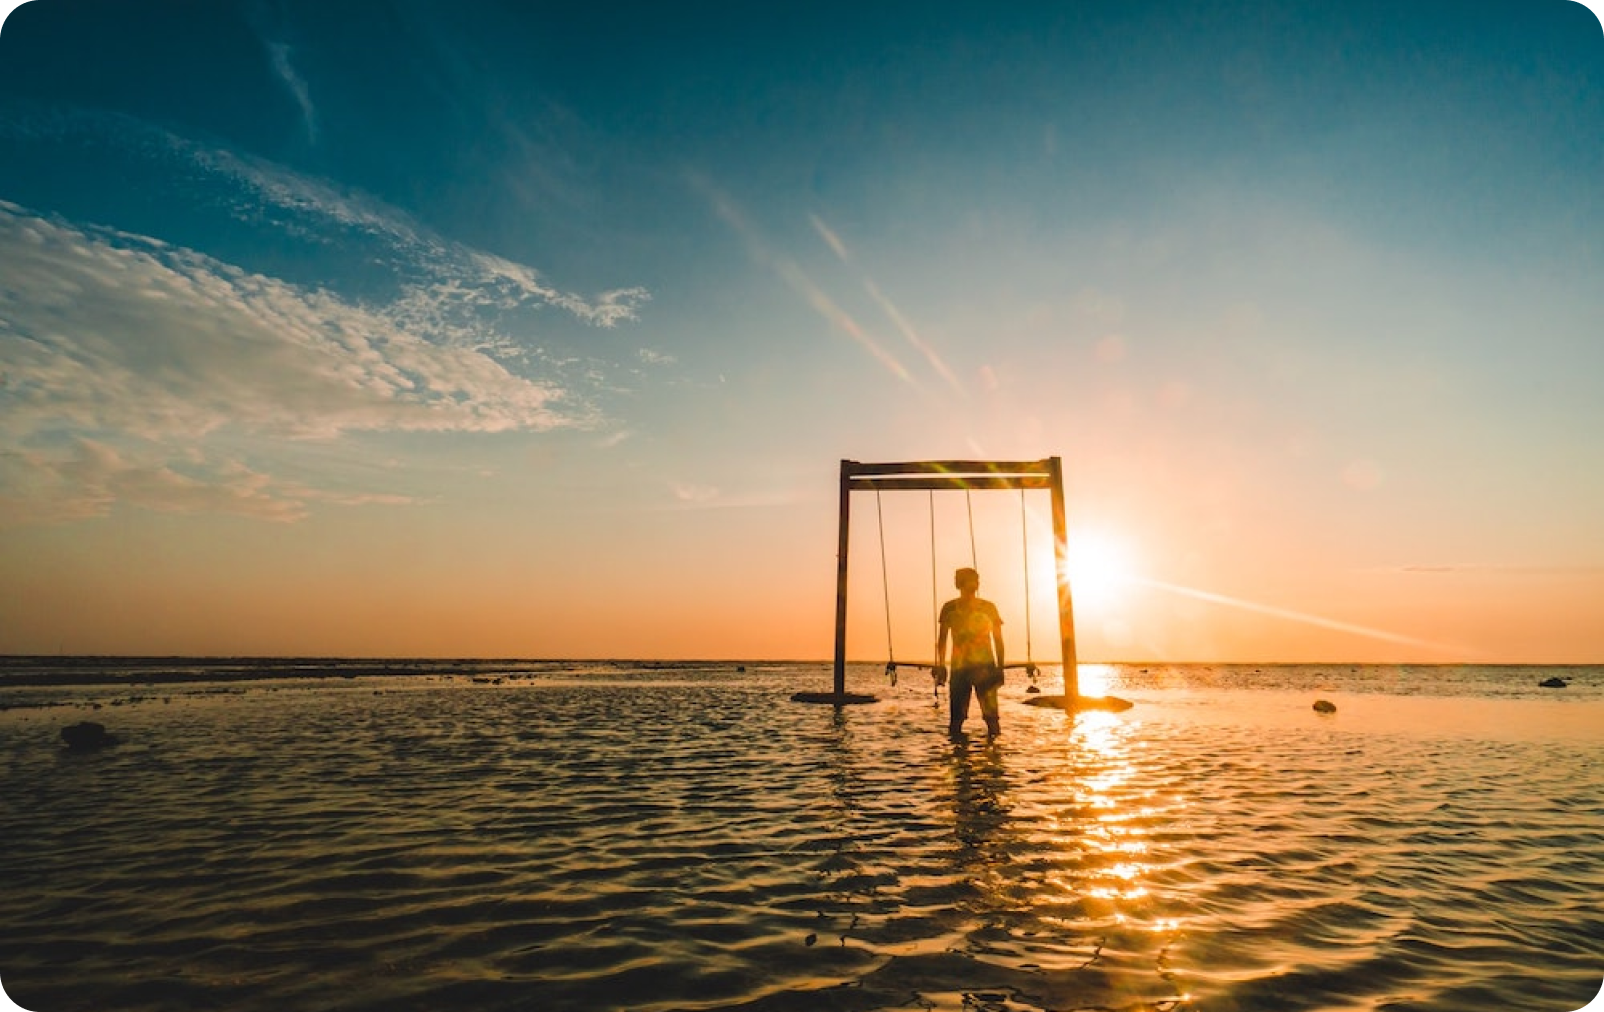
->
<box><xmin>0</xmin><ymin>105</ymin><xmax>651</xmax><ymax>332</ymax></box>
<box><xmin>1393</xmin><ymin>564</ymin><xmax>1604</xmax><ymax>576</ymax></box>
<box><xmin>265</xmin><ymin>40</ymin><xmax>318</xmax><ymax>144</ymax></box>
<box><xmin>0</xmin><ymin>440</ymin><xmax>414</xmax><ymax>525</ymax></box>
<box><xmin>810</xmin><ymin>212</ymin><xmax>964</xmax><ymax>396</ymax></box>
<box><xmin>1131</xmin><ymin>575</ymin><xmax>1471</xmax><ymax>656</ymax></box>
<box><xmin>659</xmin><ymin>480</ymin><xmax>797</xmax><ymax>511</ymax></box>
<box><xmin>170</xmin><ymin>127</ymin><xmax>650</xmax><ymax>330</ymax></box>
<box><xmin>696</xmin><ymin>178</ymin><xmax>913</xmax><ymax>385</ymax></box>
<box><xmin>245</xmin><ymin>1</ymin><xmax>318</xmax><ymax>144</ymax></box>
<box><xmin>808</xmin><ymin>213</ymin><xmax>852</xmax><ymax>263</ymax></box>
<box><xmin>0</xmin><ymin>197</ymin><xmax>628</xmax><ymax>525</ymax></box>
<box><xmin>0</xmin><ymin>201</ymin><xmax>579</xmax><ymax>442</ymax></box>
<box><xmin>0</xmin><ymin>104</ymin><xmax>657</xmax><ymax>526</ymax></box>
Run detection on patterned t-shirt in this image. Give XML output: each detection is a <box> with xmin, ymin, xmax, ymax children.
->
<box><xmin>939</xmin><ymin>597</ymin><xmax>1003</xmax><ymax>669</ymax></box>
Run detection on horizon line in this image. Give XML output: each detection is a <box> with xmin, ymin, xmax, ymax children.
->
<box><xmin>1</xmin><ymin>654</ymin><xmax>1598</xmax><ymax>667</ymax></box>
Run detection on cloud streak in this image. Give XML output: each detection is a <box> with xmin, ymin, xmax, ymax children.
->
<box><xmin>698</xmin><ymin>180</ymin><xmax>913</xmax><ymax>385</ymax></box>
<box><xmin>810</xmin><ymin>212</ymin><xmax>964</xmax><ymax>396</ymax></box>
<box><xmin>245</xmin><ymin>1</ymin><xmax>318</xmax><ymax>144</ymax></box>
<box><xmin>863</xmin><ymin>279</ymin><xmax>965</xmax><ymax>396</ymax></box>
<box><xmin>1131</xmin><ymin>575</ymin><xmax>1469</xmax><ymax>655</ymax></box>
<box><xmin>657</xmin><ymin>480</ymin><xmax>798</xmax><ymax>511</ymax></box>
<box><xmin>0</xmin><ymin>440</ymin><xmax>417</xmax><ymax>525</ymax></box>
<box><xmin>265</xmin><ymin>40</ymin><xmax>319</xmax><ymax>144</ymax></box>
<box><xmin>1394</xmin><ymin>564</ymin><xmax>1604</xmax><ymax>576</ymax></box>
<box><xmin>808</xmin><ymin>213</ymin><xmax>851</xmax><ymax>263</ymax></box>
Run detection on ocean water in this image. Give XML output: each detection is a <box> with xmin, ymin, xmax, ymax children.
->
<box><xmin>1</xmin><ymin>660</ymin><xmax>1600</xmax><ymax>1012</ymax></box>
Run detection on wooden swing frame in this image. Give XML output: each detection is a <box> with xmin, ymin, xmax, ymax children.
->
<box><xmin>793</xmin><ymin>458</ymin><xmax>1080</xmax><ymax>705</ymax></box>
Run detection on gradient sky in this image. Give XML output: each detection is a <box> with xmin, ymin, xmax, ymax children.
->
<box><xmin>0</xmin><ymin>0</ymin><xmax>1600</xmax><ymax>663</ymax></box>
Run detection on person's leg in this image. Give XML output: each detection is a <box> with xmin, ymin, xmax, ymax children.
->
<box><xmin>978</xmin><ymin>681</ymin><xmax>1001</xmax><ymax>736</ymax></box>
<box><xmin>948</xmin><ymin>668</ymin><xmax>973</xmax><ymax>735</ymax></box>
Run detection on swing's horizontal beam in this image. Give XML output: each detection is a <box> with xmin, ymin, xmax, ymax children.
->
<box><xmin>885</xmin><ymin>661</ymin><xmax>1044</xmax><ymax>671</ymax></box>
<box><xmin>847</xmin><ymin>475</ymin><xmax>1054</xmax><ymax>491</ymax></box>
<box><xmin>843</xmin><ymin>459</ymin><xmax>1054</xmax><ymax>478</ymax></box>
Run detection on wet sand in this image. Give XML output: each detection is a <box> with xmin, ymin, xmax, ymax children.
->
<box><xmin>2</xmin><ymin>663</ymin><xmax>1600</xmax><ymax>1011</ymax></box>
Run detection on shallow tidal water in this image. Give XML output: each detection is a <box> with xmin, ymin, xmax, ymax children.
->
<box><xmin>1</xmin><ymin>662</ymin><xmax>1601</xmax><ymax>1011</ymax></box>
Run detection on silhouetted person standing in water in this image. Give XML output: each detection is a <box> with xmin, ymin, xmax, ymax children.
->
<box><xmin>935</xmin><ymin>567</ymin><xmax>1005</xmax><ymax>737</ymax></box>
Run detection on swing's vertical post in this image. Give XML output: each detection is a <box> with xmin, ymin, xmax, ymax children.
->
<box><xmin>832</xmin><ymin>460</ymin><xmax>853</xmax><ymax>697</ymax></box>
<box><xmin>1048</xmin><ymin>456</ymin><xmax>1079</xmax><ymax>701</ymax></box>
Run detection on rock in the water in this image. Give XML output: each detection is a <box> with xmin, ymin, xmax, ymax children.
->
<box><xmin>1539</xmin><ymin>677</ymin><xmax>1568</xmax><ymax>689</ymax></box>
<box><xmin>61</xmin><ymin>720</ymin><xmax>121</xmax><ymax>750</ymax></box>
<box><xmin>1313</xmin><ymin>699</ymin><xmax>1337</xmax><ymax>714</ymax></box>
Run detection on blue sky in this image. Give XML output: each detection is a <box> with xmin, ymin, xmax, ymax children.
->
<box><xmin>0</xmin><ymin>0</ymin><xmax>1600</xmax><ymax>660</ymax></box>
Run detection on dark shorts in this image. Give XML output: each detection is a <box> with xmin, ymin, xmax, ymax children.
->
<box><xmin>960</xmin><ymin>665</ymin><xmax>1003</xmax><ymax>692</ymax></box>
<box><xmin>949</xmin><ymin>665</ymin><xmax>1002</xmax><ymax>730</ymax></box>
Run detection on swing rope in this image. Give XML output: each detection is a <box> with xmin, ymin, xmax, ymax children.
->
<box><xmin>876</xmin><ymin>490</ymin><xmax>896</xmax><ymax>682</ymax></box>
<box><xmin>1019</xmin><ymin>488</ymin><xmax>1038</xmax><ymax>687</ymax></box>
<box><xmin>929</xmin><ymin>490</ymin><xmax>939</xmax><ymax>658</ymax></box>
<box><xmin>930</xmin><ymin>490</ymin><xmax>944</xmax><ymax>701</ymax></box>
<box><xmin>964</xmin><ymin>489</ymin><xmax>977</xmax><ymax>567</ymax></box>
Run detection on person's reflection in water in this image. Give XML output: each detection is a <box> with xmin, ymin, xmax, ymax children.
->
<box><xmin>949</xmin><ymin>737</ymin><xmax>1014</xmax><ymax>869</ymax></box>
<box><xmin>942</xmin><ymin>737</ymin><xmax>1030</xmax><ymax>1009</ymax></box>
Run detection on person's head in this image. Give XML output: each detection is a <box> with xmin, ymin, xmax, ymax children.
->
<box><xmin>954</xmin><ymin>567</ymin><xmax>980</xmax><ymax>593</ymax></box>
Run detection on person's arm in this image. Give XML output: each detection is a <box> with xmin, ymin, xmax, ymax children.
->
<box><xmin>936</xmin><ymin>619</ymin><xmax>949</xmax><ymax>670</ymax></box>
<box><xmin>991</xmin><ymin>607</ymin><xmax>1005</xmax><ymax>671</ymax></box>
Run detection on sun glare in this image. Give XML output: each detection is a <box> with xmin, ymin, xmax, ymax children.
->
<box><xmin>1065</xmin><ymin>530</ymin><xmax>1137</xmax><ymax>612</ymax></box>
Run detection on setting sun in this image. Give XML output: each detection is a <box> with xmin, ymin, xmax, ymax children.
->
<box><xmin>1065</xmin><ymin>529</ymin><xmax>1139</xmax><ymax>613</ymax></box>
